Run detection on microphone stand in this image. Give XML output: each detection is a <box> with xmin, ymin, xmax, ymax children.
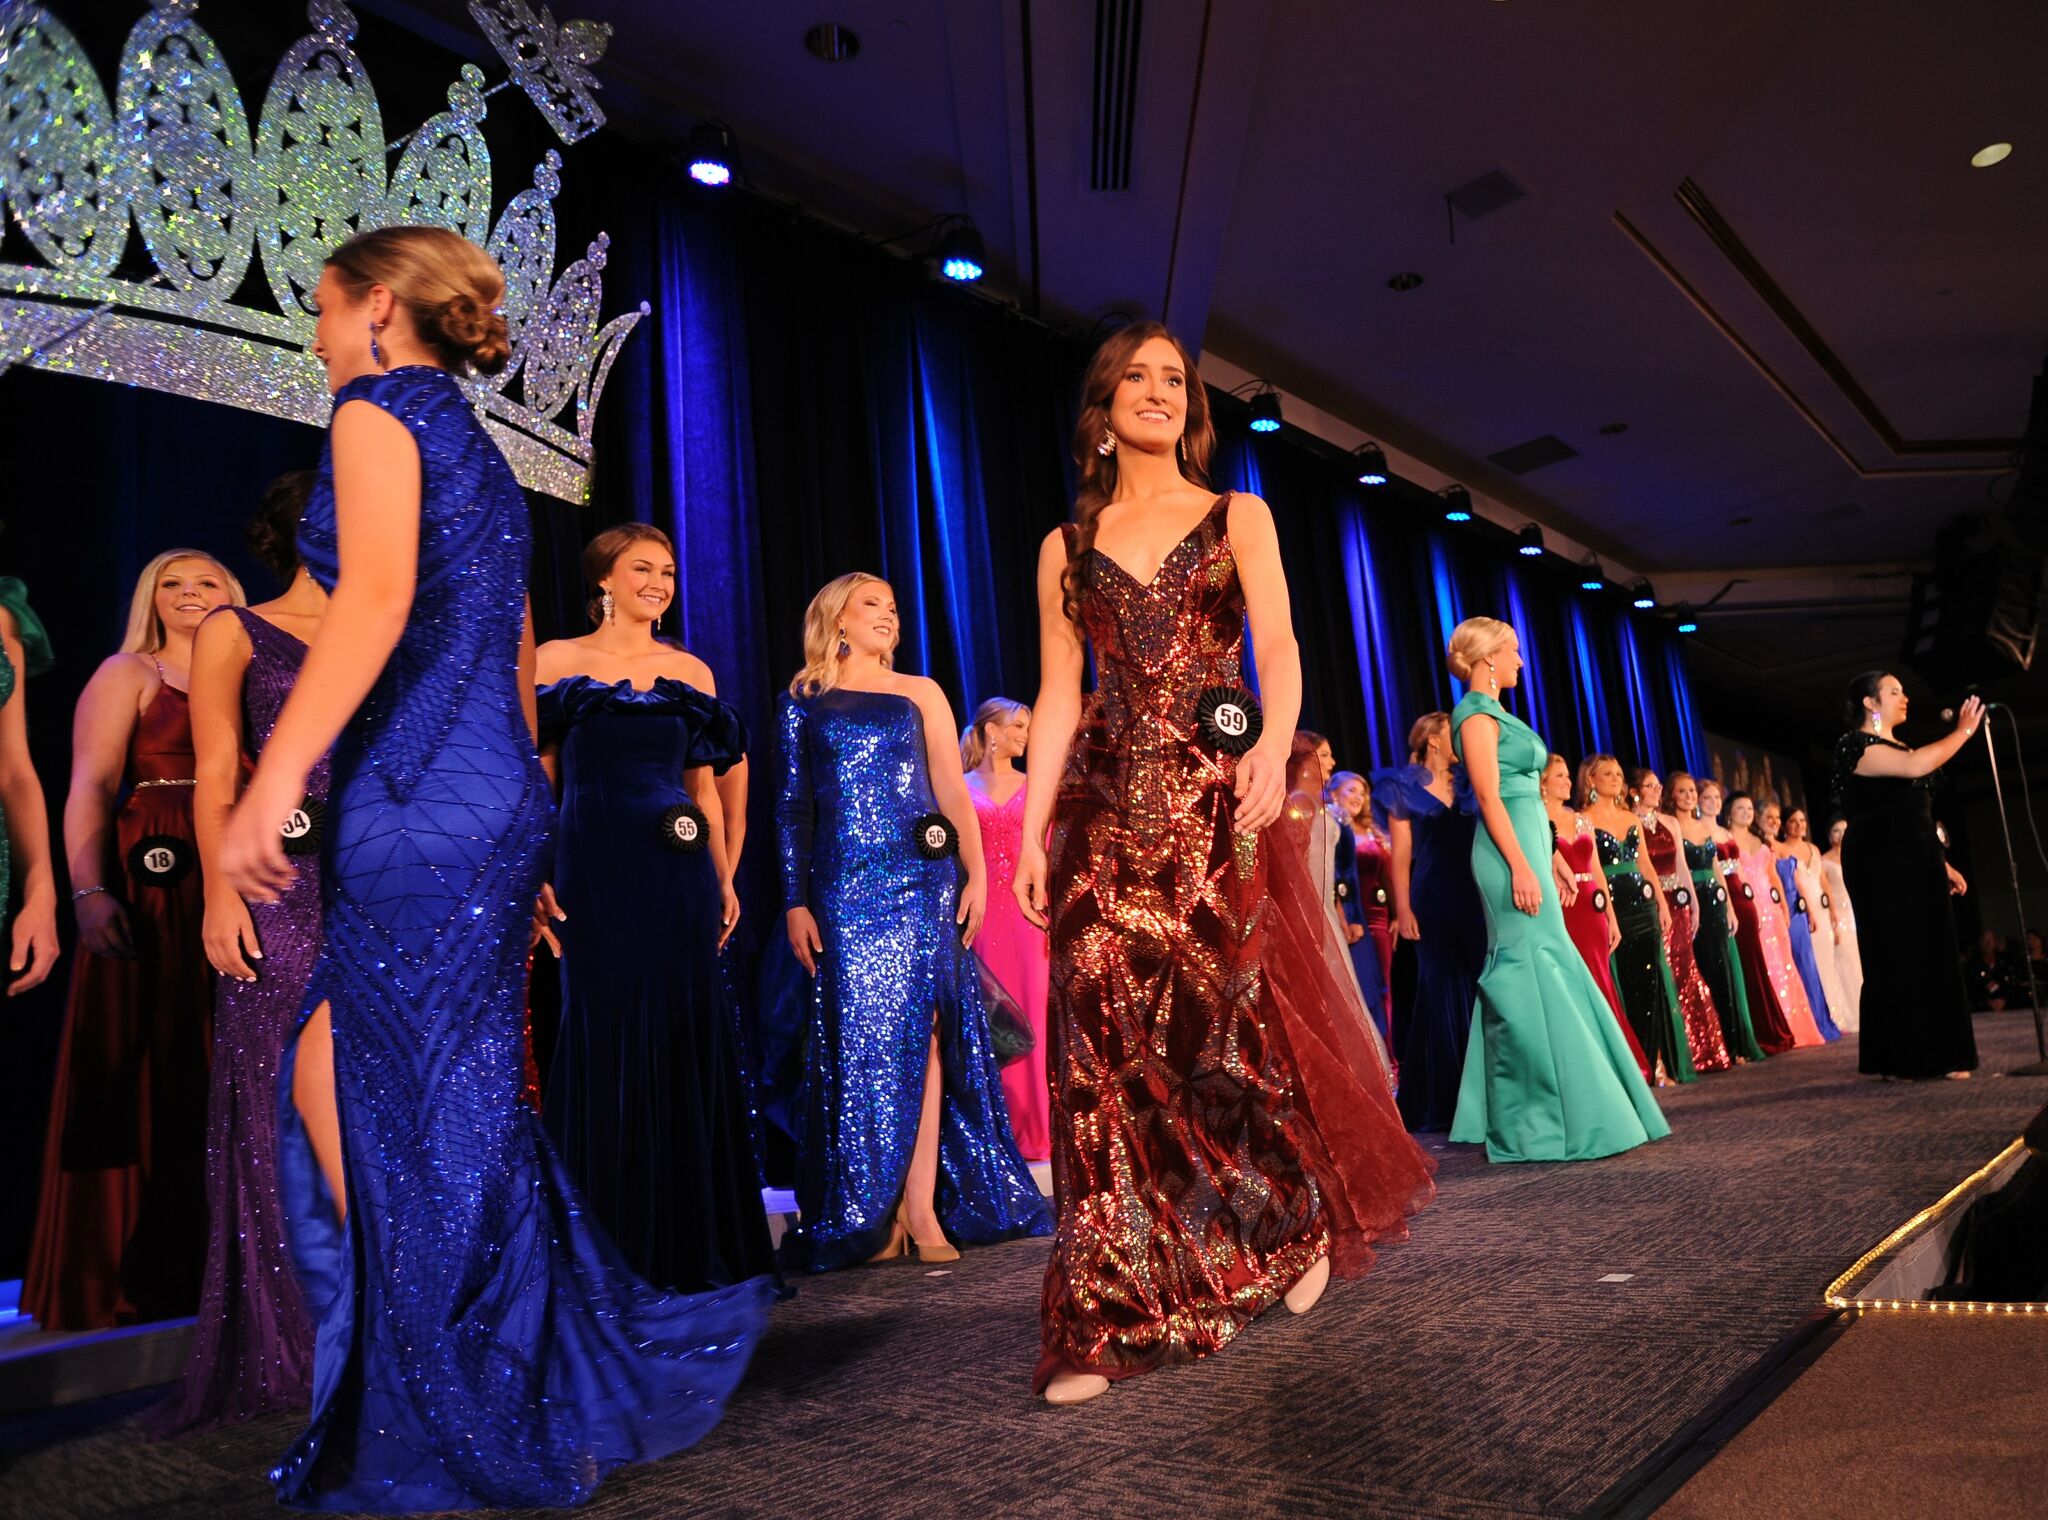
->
<box><xmin>1981</xmin><ymin>709</ymin><xmax>2048</xmax><ymax>1074</ymax></box>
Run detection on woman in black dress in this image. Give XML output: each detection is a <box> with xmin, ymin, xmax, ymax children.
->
<box><xmin>1835</xmin><ymin>672</ymin><xmax>1982</xmax><ymax>1078</ymax></box>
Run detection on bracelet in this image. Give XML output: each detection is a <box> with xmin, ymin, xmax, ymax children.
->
<box><xmin>71</xmin><ymin>885</ymin><xmax>109</xmax><ymax>903</ymax></box>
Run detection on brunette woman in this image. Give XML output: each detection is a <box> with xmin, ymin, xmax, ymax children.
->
<box><xmin>1582</xmin><ymin>756</ymin><xmax>1692</xmax><ymax>1084</ymax></box>
<box><xmin>1672</xmin><ymin>774</ymin><xmax>1766</xmax><ymax>1063</ymax></box>
<box><xmin>1541</xmin><ymin>753</ymin><xmax>1645</xmax><ymax>1077</ymax></box>
<box><xmin>1635</xmin><ymin>770</ymin><xmax>1731</xmax><ymax>1074</ymax></box>
<box><xmin>1328</xmin><ymin>769</ymin><xmax>1393</xmax><ymax>1041</ymax></box>
<box><xmin>1726</xmin><ymin>794</ymin><xmax>1824</xmax><ymax>1051</ymax></box>
<box><xmin>24</xmin><ymin>551</ymin><xmax>243</xmax><ymax>1329</ymax></box>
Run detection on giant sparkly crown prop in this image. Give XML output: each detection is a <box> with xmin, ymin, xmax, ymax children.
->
<box><xmin>0</xmin><ymin>0</ymin><xmax>643</xmax><ymax>502</ymax></box>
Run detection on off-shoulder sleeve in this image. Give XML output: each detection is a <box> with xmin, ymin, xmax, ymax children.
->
<box><xmin>0</xmin><ymin>577</ymin><xmax>54</xmax><ymax>677</ymax></box>
<box><xmin>775</xmin><ymin>694</ymin><xmax>817</xmax><ymax>909</ymax></box>
<box><xmin>535</xmin><ymin>676</ymin><xmax>590</xmax><ymax>750</ymax></box>
<box><xmin>680</xmin><ymin>691</ymin><xmax>750</xmax><ymax>775</ymax></box>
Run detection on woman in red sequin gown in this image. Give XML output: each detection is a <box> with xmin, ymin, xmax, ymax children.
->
<box><xmin>1540</xmin><ymin>755</ymin><xmax>1647</xmax><ymax>1078</ymax></box>
<box><xmin>1635</xmin><ymin>772</ymin><xmax>1732</xmax><ymax>1074</ymax></box>
<box><xmin>1013</xmin><ymin>324</ymin><xmax>1433</xmax><ymax>1405</ymax></box>
<box><xmin>24</xmin><ymin>552</ymin><xmax>242</xmax><ymax>1329</ymax></box>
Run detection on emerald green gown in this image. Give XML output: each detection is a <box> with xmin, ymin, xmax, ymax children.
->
<box><xmin>1447</xmin><ymin>692</ymin><xmax>1670</xmax><ymax>1162</ymax></box>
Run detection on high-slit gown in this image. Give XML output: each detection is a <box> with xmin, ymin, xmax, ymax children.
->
<box><xmin>1039</xmin><ymin>492</ymin><xmax>1433</xmax><ymax>1388</ymax></box>
<box><xmin>1688</xmin><ymin>836</ymin><xmax>1766</xmax><ymax>1062</ymax></box>
<box><xmin>272</xmin><ymin>365</ymin><xmax>772</xmax><ymax>1511</ymax></box>
<box><xmin>773</xmin><ymin>687</ymin><xmax>1050</xmax><ymax>1272</ymax></box>
<box><xmin>1596</xmin><ymin>824</ymin><xmax>1695</xmax><ymax>1082</ymax></box>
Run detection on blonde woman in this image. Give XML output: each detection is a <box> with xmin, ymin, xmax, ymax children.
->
<box><xmin>775</xmin><ymin>574</ymin><xmax>1048</xmax><ymax>1271</ymax></box>
<box><xmin>1446</xmin><ymin>616</ymin><xmax>1668</xmax><ymax>1161</ymax></box>
<box><xmin>961</xmin><ymin>695</ymin><xmax>1050</xmax><ymax>1160</ymax></box>
<box><xmin>23</xmin><ymin>550</ymin><xmax>242</xmax><ymax>1330</ymax></box>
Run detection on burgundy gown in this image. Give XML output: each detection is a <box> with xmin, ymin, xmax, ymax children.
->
<box><xmin>1038</xmin><ymin>492</ymin><xmax>1433</xmax><ymax>1391</ymax></box>
<box><xmin>23</xmin><ymin>669</ymin><xmax>211</xmax><ymax>1329</ymax></box>
<box><xmin>1643</xmin><ymin>818</ymin><xmax>1732</xmax><ymax>1073</ymax></box>
<box><xmin>1554</xmin><ymin>812</ymin><xmax>1649</xmax><ymax>1080</ymax></box>
<box><xmin>154</xmin><ymin>609</ymin><xmax>322</xmax><ymax>1433</ymax></box>
<box><xmin>1354</xmin><ymin>828</ymin><xmax>1396</xmax><ymax>1033</ymax></box>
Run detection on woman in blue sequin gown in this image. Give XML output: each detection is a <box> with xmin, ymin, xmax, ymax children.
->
<box><xmin>1376</xmin><ymin>713</ymin><xmax>1487</xmax><ymax>1132</ymax></box>
<box><xmin>775</xmin><ymin>573</ymin><xmax>1049</xmax><ymax>1273</ymax></box>
<box><xmin>219</xmin><ymin>228</ymin><xmax>769</xmax><ymax>1511</ymax></box>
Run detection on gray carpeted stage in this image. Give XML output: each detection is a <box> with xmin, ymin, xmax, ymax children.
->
<box><xmin>3</xmin><ymin>1016</ymin><xmax>2042</xmax><ymax>1520</ymax></box>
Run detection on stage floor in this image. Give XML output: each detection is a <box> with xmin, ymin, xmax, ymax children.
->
<box><xmin>3</xmin><ymin>1015</ymin><xmax>2043</xmax><ymax>1520</ymax></box>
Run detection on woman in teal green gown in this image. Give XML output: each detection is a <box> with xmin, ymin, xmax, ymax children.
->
<box><xmin>1445</xmin><ymin>617</ymin><xmax>1669</xmax><ymax>1162</ymax></box>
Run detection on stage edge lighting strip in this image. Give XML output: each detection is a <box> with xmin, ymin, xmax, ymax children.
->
<box><xmin>1822</xmin><ymin>1137</ymin><xmax>2047</xmax><ymax>1316</ymax></box>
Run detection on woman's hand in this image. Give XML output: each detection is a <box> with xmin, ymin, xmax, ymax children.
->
<box><xmin>786</xmin><ymin>905</ymin><xmax>824</xmax><ymax>975</ymax></box>
<box><xmin>1551</xmin><ymin>852</ymin><xmax>1578</xmax><ymax>909</ymax></box>
<box><xmin>1346</xmin><ymin>922</ymin><xmax>1365</xmax><ymax>944</ymax></box>
<box><xmin>1013</xmin><ymin>837</ymin><xmax>1050</xmax><ymax>930</ymax></box>
<box><xmin>530</xmin><ymin>882</ymin><xmax>565</xmax><ymax>955</ymax></box>
<box><xmin>1954</xmin><ymin>697</ymin><xmax>1985</xmax><ymax>740</ymax></box>
<box><xmin>203</xmin><ymin>887</ymin><xmax>264</xmax><ymax>982</ymax></box>
<box><xmin>1510</xmin><ymin>860</ymin><xmax>1543</xmax><ymax>916</ymax></box>
<box><xmin>8</xmin><ymin>893</ymin><xmax>60</xmax><ymax>993</ymax></box>
<box><xmin>957</xmin><ymin>871</ymin><xmax>988</xmax><ymax>950</ymax></box>
<box><xmin>1396</xmin><ymin>907</ymin><xmax>1420</xmax><ymax>940</ymax></box>
<box><xmin>220</xmin><ymin>768</ymin><xmax>304</xmax><ymax>904</ymax></box>
<box><xmin>1232</xmin><ymin>740</ymin><xmax>1288</xmax><ymax>834</ymax></box>
<box><xmin>1947</xmin><ymin>862</ymin><xmax>1969</xmax><ymax>897</ymax></box>
<box><xmin>1607</xmin><ymin>910</ymin><xmax>1623</xmax><ymax>953</ymax></box>
<box><xmin>717</xmin><ymin>877</ymin><xmax>740</xmax><ymax>951</ymax></box>
<box><xmin>1656</xmin><ymin>894</ymin><xmax>1672</xmax><ymax>936</ymax></box>
<box><xmin>75</xmin><ymin>890</ymin><xmax>135</xmax><ymax>960</ymax></box>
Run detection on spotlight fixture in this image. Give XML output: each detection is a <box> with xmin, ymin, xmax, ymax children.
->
<box><xmin>1673</xmin><ymin>603</ymin><xmax>1699</xmax><ymax>634</ymax></box>
<box><xmin>1248</xmin><ymin>390</ymin><xmax>1283</xmax><ymax>433</ymax></box>
<box><xmin>1628</xmin><ymin>578</ymin><xmax>1656</xmax><ymax>610</ymax></box>
<box><xmin>685</xmin><ymin>121</ymin><xmax>735</xmax><ymax>187</ymax></box>
<box><xmin>1578</xmin><ymin>556</ymin><xmax>1606</xmax><ymax>593</ymax></box>
<box><xmin>1517</xmin><ymin>523</ymin><xmax>1545</xmax><ymax>557</ymax></box>
<box><xmin>1439</xmin><ymin>485</ymin><xmax>1473</xmax><ymax>522</ymax></box>
<box><xmin>1353</xmin><ymin>443</ymin><xmax>1390</xmax><ymax>486</ymax></box>
<box><xmin>1971</xmin><ymin>142</ymin><xmax>2013</xmax><ymax>168</ymax></box>
<box><xmin>931</xmin><ymin>218</ymin><xmax>985</xmax><ymax>283</ymax></box>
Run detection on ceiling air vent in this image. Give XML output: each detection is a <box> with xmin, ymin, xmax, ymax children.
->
<box><xmin>1446</xmin><ymin>168</ymin><xmax>1529</xmax><ymax>223</ymax></box>
<box><xmin>1487</xmin><ymin>434</ymin><xmax>1581</xmax><ymax>475</ymax></box>
<box><xmin>1091</xmin><ymin>0</ymin><xmax>1143</xmax><ymax>192</ymax></box>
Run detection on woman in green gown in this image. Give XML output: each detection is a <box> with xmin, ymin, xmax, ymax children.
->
<box><xmin>1446</xmin><ymin>616</ymin><xmax>1669</xmax><ymax>1162</ymax></box>
<box><xmin>0</xmin><ymin>576</ymin><xmax>59</xmax><ymax>994</ymax></box>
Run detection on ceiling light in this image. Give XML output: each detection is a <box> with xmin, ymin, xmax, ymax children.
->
<box><xmin>1353</xmin><ymin>443</ymin><xmax>1389</xmax><ymax>486</ymax></box>
<box><xmin>1628</xmin><ymin>578</ymin><xmax>1656</xmax><ymax>610</ymax></box>
<box><xmin>932</xmin><ymin>219</ymin><xmax>985</xmax><ymax>282</ymax></box>
<box><xmin>1971</xmin><ymin>142</ymin><xmax>2013</xmax><ymax>169</ymax></box>
<box><xmin>1578</xmin><ymin>556</ymin><xmax>1606</xmax><ymax>592</ymax></box>
<box><xmin>1248</xmin><ymin>391</ymin><xmax>1283</xmax><ymax>433</ymax></box>
<box><xmin>685</xmin><ymin>121</ymin><xmax>735</xmax><ymax>187</ymax></box>
<box><xmin>1440</xmin><ymin>485</ymin><xmax>1472</xmax><ymax>522</ymax></box>
<box><xmin>1517</xmin><ymin>523</ymin><xmax>1545</xmax><ymax>557</ymax></box>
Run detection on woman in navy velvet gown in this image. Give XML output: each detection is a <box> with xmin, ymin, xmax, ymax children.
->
<box><xmin>775</xmin><ymin>573</ymin><xmax>1049</xmax><ymax>1273</ymax></box>
<box><xmin>535</xmin><ymin>523</ymin><xmax>777</xmax><ymax>1294</ymax></box>
<box><xmin>220</xmin><ymin>227</ymin><xmax>770</xmax><ymax>1511</ymax></box>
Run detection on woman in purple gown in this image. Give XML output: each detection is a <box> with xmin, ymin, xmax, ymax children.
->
<box><xmin>155</xmin><ymin>474</ymin><xmax>327</xmax><ymax>1434</ymax></box>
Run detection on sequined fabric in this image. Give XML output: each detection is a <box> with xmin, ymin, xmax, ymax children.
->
<box><xmin>1039</xmin><ymin>493</ymin><xmax>1430</xmax><ymax>1389</ymax></box>
<box><xmin>1735</xmin><ymin>842</ymin><xmax>1824</xmax><ymax>1048</ymax></box>
<box><xmin>1685</xmin><ymin>836</ymin><xmax>1767</xmax><ymax>1062</ymax></box>
<box><xmin>23</xmin><ymin>682</ymin><xmax>211</xmax><ymax>1330</ymax></box>
<box><xmin>1595</xmin><ymin>824</ymin><xmax>1694</xmax><ymax>1081</ymax></box>
<box><xmin>275</xmin><ymin>367</ymin><xmax>771</xmax><ymax>1510</ymax></box>
<box><xmin>1642</xmin><ymin>820</ymin><xmax>1732</xmax><ymax>1073</ymax></box>
<box><xmin>1554</xmin><ymin>814</ymin><xmax>1648</xmax><ymax>1078</ymax></box>
<box><xmin>972</xmin><ymin>783</ymin><xmax>1052</xmax><ymax>1161</ymax></box>
<box><xmin>154</xmin><ymin>610</ymin><xmax>324</xmax><ymax>1436</ymax></box>
<box><xmin>773</xmin><ymin>688</ymin><xmax>1049</xmax><ymax>1273</ymax></box>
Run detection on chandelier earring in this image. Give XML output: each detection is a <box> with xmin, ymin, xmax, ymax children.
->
<box><xmin>1866</xmin><ymin>706</ymin><xmax>1883</xmax><ymax>735</ymax></box>
<box><xmin>836</xmin><ymin>624</ymin><xmax>851</xmax><ymax>659</ymax></box>
<box><xmin>1097</xmin><ymin>427</ymin><xmax>1118</xmax><ymax>458</ymax></box>
<box><xmin>368</xmin><ymin>320</ymin><xmax>385</xmax><ymax>370</ymax></box>
<box><xmin>600</xmin><ymin>587</ymin><xmax>614</xmax><ymax>624</ymax></box>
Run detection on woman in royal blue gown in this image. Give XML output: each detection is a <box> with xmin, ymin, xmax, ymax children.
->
<box><xmin>775</xmin><ymin>572</ymin><xmax>1049</xmax><ymax>1273</ymax></box>
<box><xmin>220</xmin><ymin>226</ymin><xmax>770</xmax><ymax>1511</ymax></box>
<box><xmin>535</xmin><ymin>523</ymin><xmax>778</xmax><ymax>1293</ymax></box>
<box><xmin>1376</xmin><ymin>713</ymin><xmax>1487</xmax><ymax>1132</ymax></box>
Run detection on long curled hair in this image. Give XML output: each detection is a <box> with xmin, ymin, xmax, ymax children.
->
<box><xmin>1061</xmin><ymin>321</ymin><xmax>1216</xmax><ymax>624</ymax></box>
<box><xmin>960</xmin><ymin>696</ymin><xmax>1030</xmax><ymax>769</ymax></box>
<box><xmin>120</xmin><ymin>549</ymin><xmax>246</xmax><ymax>654</ymax></box>
<box><xmin>790</xmin><ymin>572</ymin><xmax>896</xmax><ymax>697</ymax></box>
<box><xmin>1578</xmin><ymin>752</ymin><xmax>1621</xmax><ymax>808</ymax></box>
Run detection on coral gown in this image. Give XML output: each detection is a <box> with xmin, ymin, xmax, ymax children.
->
<box><xmin>1039</xmin><ymin>492</ymin><xmax>1432</xmax><ymax>1388</ymax></box>
<box><xmin>972</xmin><ymin>779</ymin><xmax>1052</xmax><ymax>1161</ymax></box>
<box><xmin>1643</xmin><ymin>818</ymin><xmax>1732</xmax><ymax>1073</ymax></box>
<box><xmin>1552</xmin><ymin>812</ymin><xmax>1649</xmax><ymax>1080</ymax></box>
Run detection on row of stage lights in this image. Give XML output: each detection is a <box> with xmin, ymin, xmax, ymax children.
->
<box><xmin>685</xmin><ymin>121</ymin><xmax>988</xmax><ymax>284</ymax></box>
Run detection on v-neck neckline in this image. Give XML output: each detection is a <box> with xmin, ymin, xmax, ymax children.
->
<box><xmin>1088</xmin><ymin>492</ymin><xmax>1230</xmax><ymax>592</ymax></box>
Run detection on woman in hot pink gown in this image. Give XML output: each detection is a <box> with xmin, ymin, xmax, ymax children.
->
<box><xmin>964</xmin><ymin>698</ymin><xmax>1049</xmax><ymax>1161</ymax></box>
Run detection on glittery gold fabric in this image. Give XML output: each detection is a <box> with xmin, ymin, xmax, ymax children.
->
<box><xmin>1037</xmin><ymin>493</ymin><xmax>1431</xmax><ymax>1389</ymax></box>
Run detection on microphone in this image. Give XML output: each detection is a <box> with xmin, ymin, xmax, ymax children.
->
<box><xmin>1940</xmin><ymin>701</ymin><xmax>2001</xmax><ymax>721</ymax></box>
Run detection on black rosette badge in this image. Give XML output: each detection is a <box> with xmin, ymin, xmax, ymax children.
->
<box><xmin>1769</xmin><ymin>886</ymin><xmax>1782</xmax><ymax>904</ymax></box>
<box><xmin>1373</xmin><ymin>885</ymin><xmax>1389</xmax><ymax>906</ymax></box>
<box><xmin>129</xmin><ymin>833</ymin><xmax>194</xmax><ymax>889</ymax></box>
<box><xmin>658</xmin><ymin>800</ymin><xmax>710</xmax><ymax>853</ymax></box>
<box><xmin>1335</xmin><ymin>880</ymin><xmax>1350</xmax><ymax>901</ymax></box>
<box><xmin>1794</xmin><ymin>894</ymin><xmax>1809</xmax><ymax>916</ymax></box>
<box><xmin>1741</xmin><ymin>882</ymin><xmax>1755</xmax><ymax>900</ymax></box>
<box><xmin>1591</xmin><ymin>888</ymin><xmax>1608</xmax><ymax>914</ymax></box>
<box><xmin>1673</xmin><ymin>886</ymin><xmax>1692</xmax><ymax>910</ymax></box>
<box><xmin>280</xmin><ymin>797</ymin><xmax>325</xmax><ymax>857</ymax></box>
<box><xmin>1639</xmin><ymin>880</ymin><xmax>1655</xmax><ymax>902</ymax></box>
<box><xmin>1194</xmin><ymin>685</ymin><xmax>1264</xmax><ymax>755</ymax></box>
<box><xmin>912</xmin><ymin>813</ymin><xmax>960</xmax><ymax>859</ymax></box>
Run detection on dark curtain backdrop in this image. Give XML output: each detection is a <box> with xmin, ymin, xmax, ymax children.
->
<box><xmin>0</xmin><ymin>2</ymin><xmax>1711</xmax><ymax>1270</ymax></box>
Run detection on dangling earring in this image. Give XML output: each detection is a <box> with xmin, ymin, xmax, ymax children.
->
<box><xmin>369</xmin><ymin>320</ymin><xmax>385</xmax><ymax>370</ymax></box>
<box><xmin>836</xmin><ymin>624</ymin><xmax>850</xmax><ymax>659</ymax></box>
<box><xmin>1484</xmin><ymin>659</ymin><xmax>1500</xmax><ymax>694</ymax></box>
<box><xmin>1176</xmin><ymin>435</ymin><xmax>1187</xmax><ymax>462</ymax></box>
<box><xmin>1866</xmin><ymin>707</ymin><xmax>1883</xmax><ymax>734</ymax></box>
<box><xmin>1097</xmin><ymin>428</ymin><xmax>1117</xmax><ymax>457</ymax></box>
<box><xmin>600</xmin><ymin>587</ymin><xmax>614</xmax><ymax>624</ymax></box>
